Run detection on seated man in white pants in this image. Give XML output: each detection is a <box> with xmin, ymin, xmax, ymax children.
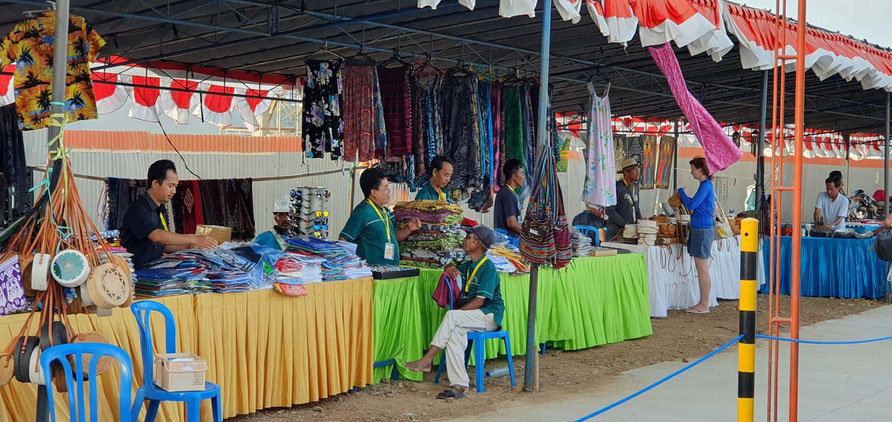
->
<box><xmin>405</xmin><ymin>225</ymin><xmax>504</xmax><ymax>399</ymax></box>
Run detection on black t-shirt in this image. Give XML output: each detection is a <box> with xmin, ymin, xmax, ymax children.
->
<box><xmin>493</xmin><ymin>186</ymin><xmax>521</xmax><ymax>237</ymax></box>
<box><xmin>120</xmin><ymin>194</ymin><xmax>165</xmax><ymax>268</ymax></box>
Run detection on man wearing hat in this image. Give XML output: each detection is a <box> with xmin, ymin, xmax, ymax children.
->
<box><xmin>254</xmin><ymin>197</ymin><xmax>293</xmax><ymax>250</ymax></box>
<box><xmin>405</xmin><ymin>225</ymin><xmax>504</xmax><ymax>400</ymax></box>
<box><xmin>606</xmin><ymin>157</ymin><xmax>642</xmax><ymax>240</ymax></box>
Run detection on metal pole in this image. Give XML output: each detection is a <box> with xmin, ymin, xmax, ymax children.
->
<box><xmin>757</xmin><ymin>70</ymin><xmax>769</xmax><ymax>236</ymax></box>
<box><xmin>885</xmin><ymin>92</ymin><xmax>890</xmax><ymax>216</ymax></box>
<box><xmin>36</xmin><ymin>3</ymin><xmax>71</xmax><ymax>421</ymax></box>
<box><xmin>789</xmin><ymin>1</ymin><xmax>808</xmax><ymax>419</ymax></box>
<box><xmin>672</xmin><ymin>120</ymin><xmax>679</xmax><ymax>191</ymax></box>
<box><xmin>524</xmin><ymin>0</ymin><xmax>552</xmax><ymax>393</ymax></box>
<box><xmin>738</xmin><ymin>219</ymin><xmax>759</xmax><ymax>422</ymax></box>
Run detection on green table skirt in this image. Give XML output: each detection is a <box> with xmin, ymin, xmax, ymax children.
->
<box><xmin>372</xmin><ymin>255</ymin><xmax>653</xmax><ymax>383</ymax></box>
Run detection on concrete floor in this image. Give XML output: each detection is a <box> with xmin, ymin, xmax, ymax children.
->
<box><xmin>449</xmin><ymin>305</ymin><xmax>892</xmax><ymax>422</ymax></box>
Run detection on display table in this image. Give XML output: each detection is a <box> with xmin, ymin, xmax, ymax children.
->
<box><xmin>372</xmin><ymin>256</ymin><xmax>654</xmax><ymax>383</ymax></box>
<box><xmin>759</xmin><ymin>236</ymin><xmax>886</xmax><ymax>299</ymax></box>
<box><xmin>603</xmin><ymin>236</ymin><xmax>766</xmax><ymax>318</ymax></box>
<box><xmin>0</xmin><ymin>278</ymin><xmax>374</xmax><ymax>422</ymax></box>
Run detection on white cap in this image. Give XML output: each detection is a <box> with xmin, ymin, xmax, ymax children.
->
<box><xmin>273</xmin><ymin>197</ymin><xmax>290</xmax><ymax>213</ymax></box>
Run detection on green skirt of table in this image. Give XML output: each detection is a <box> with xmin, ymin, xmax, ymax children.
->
<box><xmin>372</xmin><ymin>255</ymin><xmax>653</xmax><ymax>383</ymax></box>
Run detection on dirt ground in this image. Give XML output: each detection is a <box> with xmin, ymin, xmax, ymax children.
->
<box><xmin>230</xmin><ymin>296</ymin><xmax>884</xmax><ymax>422</ymax></box>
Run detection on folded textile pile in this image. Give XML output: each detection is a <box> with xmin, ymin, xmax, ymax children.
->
<box><xmin>571</xmin><ymin>232</ymin><xmax>594</xmax><ymax>257</ymax></box>
<box><xmin>135</xmin><ymin>244</ymin><xmax>285</xmax><ymax>295</ymax></box>
<box><xmin>490</xmin><ymin>245</ymin><xmax>529</xmax><ymax>273</ymax></box>
<box><xmin>394</xmin><ymin>200</ymin><xmax>467</xmax><ymax>268</ymax></box>
<box><xmin>275</xmin><ymin>253</ymin><xmax>325</xmax><ymax>284</ymax></box>
<box><xmin>486</xmin><ymin>251</ymin><xmax>517</xmax><ymax>273</ymax></box>
<box><xmin>285</xmin><ymin>237</ymin><xmax>370</xmax><ymax>282</ymax></box>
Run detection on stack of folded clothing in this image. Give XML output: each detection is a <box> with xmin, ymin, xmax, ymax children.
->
<box><xmin>285</xmin><ymin>237</ymin><xmax>370</xmax><ymax>281</ymax></box>
<box><xmin>571</xmin><ymin>231</ymin><xmax>594</xmax><ymax>257</ymax></box>
<box><xmin>489</xmin><ymin>245</ymin><xmax>529</xmax><ymax>273</ymax></box>
<box><xmin>486</xmin><ymin>252</ymin><xmax>517</xmax><ymax>273</ymax></box>
<box><xmin>394</xmin><ymin>201</ymin><xmax>466</xmax><ymax>268</ymax></box>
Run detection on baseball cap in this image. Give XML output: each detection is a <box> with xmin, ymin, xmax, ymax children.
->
<box><xmin>464</xmin><ymin>225</ymin><xmax>495</xmax><ymax>249</ymax></box>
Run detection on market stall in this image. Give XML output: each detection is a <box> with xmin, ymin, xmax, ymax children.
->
<box><xmin>602</xmin><ymin>236</ymin><xmax>765</xmax><ymax>317</ymax></box>
<box><xmin>372</xmin><ymin>255</ymin><xmax>654</xmax><ymax>383</ymax></box>
<box><xmin>760</xmin><ymin>236</ymin><xmax>887</xmax><ymax>299</ymax></box>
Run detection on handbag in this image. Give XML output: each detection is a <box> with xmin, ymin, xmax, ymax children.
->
<box><xmin>875</xmin><ymin>229</ymin><xmax>892</xmax><ymax>262</ymax></box>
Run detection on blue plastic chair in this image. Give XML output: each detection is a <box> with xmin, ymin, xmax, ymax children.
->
<box><xmin>433</xmin><ymin>275</ymin><xmax>516</xmax><ymax>393</ymax></box>
<box><xmin>574</xmin><ymin>224</ymin><xmax>602</xmax><ymax>247</ymax></box>
<box><xmin>130</xmin><ymin>301</ymin><xmax>222</xmax><ymax>422</ymax></box>
<box><xmin>39</xmin><ymin>342</ymin><xmax>133</xmax><ymax>422</ymax></box>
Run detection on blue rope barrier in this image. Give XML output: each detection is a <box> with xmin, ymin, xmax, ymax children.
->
<box><xmin>756</xmin><ymin>333</ymin><xmax>892</xmax><ymax>345</ymax></box>
<box><xmin>573</xmin><ymin>334</ymin><xmax>744</xmax><ymax>422</ymax></box>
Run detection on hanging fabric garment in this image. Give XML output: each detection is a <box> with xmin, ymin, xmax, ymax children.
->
<box><xmin>372</xmin><ymin>68</ymin><xmax>388</xmax><ymax>160</ymax></box>
<box><xmin>441</xmin><ymin>74</ymin><xmax>481</xmax><ymax>201</ymax></box>
<box><xmin>490</xmin><ymin>84</ymin><xmax>502</xmax><ymax>194</ymax></box>
<box><xmin>302</xmin><ymin>59</ymin><xmax>345</xmax><ymax>160</ymax></box>
<box><xmin>378</xmin><ymin>66</ymin><xmax>413</xmax><ymax>158</ymax></box>
<box><xmin>502</xmin><ymin>86</ymin><xmax>524</xmax><ymax>168</ymax></box>
<box><xmin>0</xmin><ymin>12</ymin><xmax>105</xmax><ymax>130</ymax></box>
<box><xmin>469</xmin><ymin>80</ymin><xmax>494</xmax><ymax>212</ymax></box>
<box><xmin>0</xmin><ymin>104</ymin><xmax>27</xmax><ymax>218</ymax></box>
<box><xmin>104</xmin><ymin>178</ymin><xmax>148</xmax><ymax>231</ymax></box>
<box><xmin>411</xmin><ymin>74</ymin><xmax>425</xmax><ymax>185</ymax></box>
<box><xmin>519</xmin><ymin>85</ymin><xmax>536</xmax><ymax>205</ymax></box>
<box><xmin>648</xmin><ymin>43</ymin><xmax>741</xmax><ymax>172</ymax></box>
<box><xmin>582</xmin><ymin>83</ymin><xmax>618</xmax><ymax>208</ymax></box>
<box><xmin>497</xmin><ymin>85</ymin><xmax>508</xmax><ymax>192</ymax></box>
<box><xmin>342</xmin><ymin>61</ymin><xmax>376</xmax><ymax>162</ymax></box>
<box><xmin>500</xmin><ymin>0</ymin><xmax>537</xmax><ymax>18</ymax></box>
<box><xmin>180</xmin><ymin>180</ymin><xmax>204</xmax><ymax>234</ymax></box>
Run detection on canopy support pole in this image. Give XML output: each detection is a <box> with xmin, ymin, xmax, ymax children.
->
<box><xmin>757</xmin><ymin>70</ymin><xmax>769</xmax><ymax>235</ymax></box>
<box><xmin>524</xmin><ymin>0</ymin><xmax>552</xmax><ymax>393</ymax></box>
<box><xmin>672</xmin><ymin>120</ymin><xmax>679</xmax><ymax>191</ymax></box>
<box><xmin>885</xmin><ymin>91</ymin><xmax>889</xmax><ymax>217</ymax></box>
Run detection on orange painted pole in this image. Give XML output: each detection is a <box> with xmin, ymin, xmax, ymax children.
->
<box><xmin>789</xmin><ymin>1</ymin><xmax>808</xmax><ymax>420</ymax></box>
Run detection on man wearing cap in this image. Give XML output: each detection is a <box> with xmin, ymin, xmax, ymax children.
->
<box><xmin>254</xmin><ymin>197</ymin><xmax>293</xmax><ymax>250</ymax></box>
<box><xmin>605</xmin><ymin>157</ymin><xmax>642</xmax><ymax>240</ymax></box>
<box><xmin>405</xmin><ymin>225</ymin><xmax>504</xmax><ymax>399</ymax></box>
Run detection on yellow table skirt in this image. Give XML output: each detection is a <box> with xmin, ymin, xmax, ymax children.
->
<box><xmin>0</xmin><ymin>277</ymin><xmax>374</xmax><ymax>421</ymax></box>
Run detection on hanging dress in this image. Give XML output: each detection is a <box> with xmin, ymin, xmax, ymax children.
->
<box><xmin>302</xmin><ymin>59</ymin><xmax>345</xmax><ymax>160</ymax></box>
<box><xmin>582</xmin><ymin>83</ymin><xmax>618</xmax><ymax>208</ymax></box>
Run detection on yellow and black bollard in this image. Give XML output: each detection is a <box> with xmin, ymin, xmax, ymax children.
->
<box><xmin>738</xmin><ymin>218</ymin><xmax>758</xmax><ymax>421</ymax></box>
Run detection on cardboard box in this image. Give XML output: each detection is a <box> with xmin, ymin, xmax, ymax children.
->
<box><xmin>154</xmin><ymin>353</ymin><xmax>207</xmax><ymax>392</ymax></box>
<box><xmin>196</xmin><ymin>225</ymin><xmax>232</xmax><ymax>243</ymax></box>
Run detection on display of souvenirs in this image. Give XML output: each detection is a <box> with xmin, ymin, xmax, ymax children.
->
<box><xmin>393</xmin><ymin>200</ymin><xmax>465</xmax><ymax>268</ymax></box>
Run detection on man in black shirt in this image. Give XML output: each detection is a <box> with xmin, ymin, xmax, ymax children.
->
<box><xmin>493</xmin><ymin>159</ymin><xmax>525</xmax><ymax>238</ymax></box>
<box><xmin>606</xmin><ymin>157</ymin><xmax>642</xmax><ymax>240</ymax></box>
<box><xmin>120</xmin><ymin>160</ymin><xmax>218</xmax><ymax>268</ymax></box>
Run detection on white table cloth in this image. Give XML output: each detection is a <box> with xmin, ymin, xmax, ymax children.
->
<box><xmin>603</xmin><ymin>235</ymin><xmax>766</xmax><ymax>318</ymax></box>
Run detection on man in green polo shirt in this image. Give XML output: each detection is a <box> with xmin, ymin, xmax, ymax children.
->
<box><xmin>405</xmin><ymin>225</ymin><xmax>504</xmax><ymax>399</ymax></box>
<box><xmin>339</xmin><ymin>167</ymin><xmax>420</xmax><ymax>266</ymax></box>
<box><xmin>415</xmin><ymin>155</ymin><xmax>454</xmax><ymax>203</ymax></box>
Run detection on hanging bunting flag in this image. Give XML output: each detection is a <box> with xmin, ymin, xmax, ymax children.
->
<box><xmin>129</xmin><ymin>76</ymin><xmax>162</xmax><ymax>122</ymax></box>
<box><xmin>160</xmin><ymin>79</ymin><xmax>200</xmax><ymax>125</ymax></box>
<box><xmin>196</xmin><ymin>84</ymin><xmax>235</xmax><ymax>127</ymax></box>
<box><xmin>92</xmin><ymin>73</ymin><xmax>130</xmax><ymax>115</ymax></box>
<box><xmin>236</xmin><ymin>88</ymin><xmax>273</xmax><ymax>131</ymax></box>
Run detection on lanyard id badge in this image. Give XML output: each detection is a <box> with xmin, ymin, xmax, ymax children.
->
<box><xmin>384</xmin><ymin>243</ymin><xmax>395</xmax><ymax>260</ymax></box>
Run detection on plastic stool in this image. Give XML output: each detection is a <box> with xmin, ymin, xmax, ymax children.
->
<box><xmin>434</xmin><ymin>330</ymin><xmax>516</xmax><ymax>393</ymax></box>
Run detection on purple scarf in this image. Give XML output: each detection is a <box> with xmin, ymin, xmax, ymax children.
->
<box><xmin>648</xmin><ymin>43</ymin><xmax>742</xmax><ymax>172</ymax></box>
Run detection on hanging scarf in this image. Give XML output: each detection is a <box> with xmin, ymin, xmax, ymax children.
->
<box><xmin>343</xmin><ymin>62</ymin><xmax>376</xmax><ymax>162</ymax></box>
<box><xmin>378</xmin><ymin>65</ymin><xmax>414</xmax><ymax>158</ymax></box>
<box><xmin>648</xmin><ymin>43</ymin><xmax>742</xmax><ymax>172</ymax></box>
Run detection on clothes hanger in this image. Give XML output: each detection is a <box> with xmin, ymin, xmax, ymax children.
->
<box><xmin>306</xmin><ymin>40</ymin><xmax>344</xmax><ymax>61</ymax></box>
<box><xmin>414</xmin><ymin>53</ymin><xmax>445</xmax><ymax>76</ymax></box>
<box><xmin>446</xmin><ymin>58</ymin><xmax>470</xmax><ymax>77</ymax></box>
<box><xmin>380</xmin><ymin>49</ymin><xmax>411</xmax><ymax>68</ymax></box>
<box><xmin>345</xmin><ymin>45</ymin><xmax>376</xmax><ymax>65</ymax></box>
<box><xmin>22</xmin><ymin>1</ymin><xmax>55</xmax><ymax>18</ymax></box>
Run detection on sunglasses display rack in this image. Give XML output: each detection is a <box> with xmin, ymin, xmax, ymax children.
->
<box><xmin>289</xmin><ymin>187</ymin><xmax>332</xmax><ymax>238</ymax></box>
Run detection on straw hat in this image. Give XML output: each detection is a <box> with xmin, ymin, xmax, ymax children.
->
<box><xmin>617</xmin><ymin>157</ymin><xmax>639</xmax><ymax>173</ymax></box>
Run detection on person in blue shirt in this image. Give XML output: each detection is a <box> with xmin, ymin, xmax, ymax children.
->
<box><xmin>405</xmin><ymin>225</ymin><xmax>503</xmax><ymax>399</ymax></box>
<box><xmin>677</xmin><ymin>157</ymin><xmax>716</xmax><ymax>314</ymax></box>
<box><xmin>415</xmin><ymin>155</ymin><xmax>454</xmax><ymax>203</ymax></box>
<box><xmin>254</xmin><ymin>197</ymin><xmax>292</xmax><ymax>250</ymax></box>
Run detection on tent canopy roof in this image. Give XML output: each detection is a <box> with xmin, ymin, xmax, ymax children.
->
<box><xmin>1</xmin><ymin>0</ymin><xmax>888</xmax><ymax>134</ymax></box>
